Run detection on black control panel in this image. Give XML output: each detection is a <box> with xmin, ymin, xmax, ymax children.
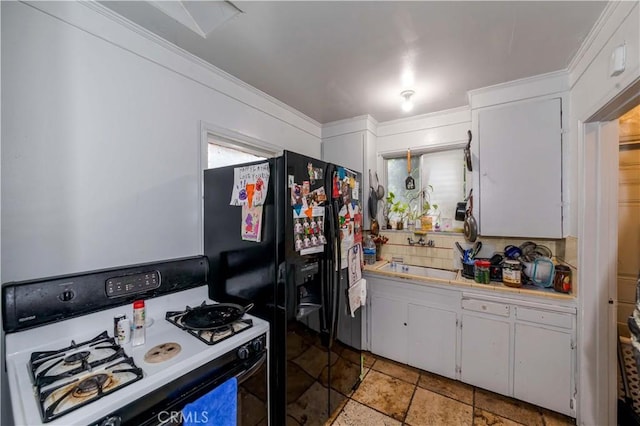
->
<box><xmin>2</xmin><ymin>256</ymin><xmax>208</xmax><ymax>333</ymax></box>
<box><xmin>106</xmin><ymin>271</ymin><xmax>160</xmax><ymax>298</ymax></box>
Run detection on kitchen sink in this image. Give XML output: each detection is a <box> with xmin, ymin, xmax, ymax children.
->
<box><xmin>377</xmin><ymin>263</ymin><xmax>458</xmax><ymax>280</ymax></box>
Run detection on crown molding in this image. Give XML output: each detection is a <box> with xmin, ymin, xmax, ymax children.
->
<box><xmin>78</xmin><ymin>1</ymin><xmax>322</xmax><ymax>132</ymax></box>
<box><xmin>467</xmin><ymin>70</ymin><xmax>569</xmax><ymax>110</ymax></box>
<box><xmin>321</xmin><ymin>114</ymin><xmax>378</xmax><ymax>139</ymax></box>
<box><xmin>377</xmin><ymin>105</ymin><xmax>470</xmax><ymax>127</ymax></box>
<box><xmin>566</xmin><ymin>1</ymin><xmax>621</xmax><ymax>83</ymax></box>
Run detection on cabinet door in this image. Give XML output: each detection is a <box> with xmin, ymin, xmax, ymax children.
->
<box><xmin>460</xmin><ymin>313</ymin><xmax>510</xmax><ymax>395</ymax></box>
<box><xmin>371</xmin><ymin>295</ymin><xmax>408</xmax><ymax>363</ymax></box>
<box><xmin>514</xmin><ymin>323</ymin><xmax>574</xmax><ymax>416</ymax></box>
<box><xmin>407</xmin><ymin>304</ymin><xmax>457</xmax><ymax>379</ymax></box>
<box><xmin>478</xmin><ymin>98</ymin><xmax>562</xmax><ymax>238</ymax></box>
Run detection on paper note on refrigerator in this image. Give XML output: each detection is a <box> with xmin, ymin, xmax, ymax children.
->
<box><xmin>348</xmin><ymin>279</ymin><xmax>363</xmax><ymax>317</ymax></box>
<box><xmin>230</xmin><ymin>162</ymin><xmax>270</xmax><ymax>207</ymax></box>
<box><xmin>241</xmin><ymin>205</ymin><xmax>263</xmax><ymax>242</ymax></box>
<box><xmin>347</xmin><ymin>243</ymin><xmax>363</xmax><ymax>287</ymax></box>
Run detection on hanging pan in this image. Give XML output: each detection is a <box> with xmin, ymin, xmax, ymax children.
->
<box><xmin>405</xmin><ymin>149</ymin><xmax>415</xmax><ymax>190</ymax></box>
<box><xmin>464</xmin><ymin>130</ymin><xmax>473</xmax><ymax>172</ymax></box>
<box><xmin>464</xmin><ymin>192</ymin><xmax>478</xmax><ymax>242</ymax></box>
<box><xmin>368</xmin><ymin>170</ymin><xmax>378</xmax><ymax>218</ymax></box>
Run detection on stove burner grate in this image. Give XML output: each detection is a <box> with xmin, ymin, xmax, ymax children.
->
<box><xmin>166</xmin><ymin>301</ymin><xmax>253</xmax><ymax>346</ymax></box>
<box><xmin>39</xmin><ymin>355</ymin><xmax>143</xmax><ymax>423</ymax></box>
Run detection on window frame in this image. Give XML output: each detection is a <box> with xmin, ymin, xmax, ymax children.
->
<box><xmin>382</xmin><ymin>142</ymin><xmax>468</xmax><ymax>227</ymax></box>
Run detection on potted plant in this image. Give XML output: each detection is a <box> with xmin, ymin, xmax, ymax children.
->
<box><xmin>386</xmin><ymin>191</ymin><xmax>409</xmax><ymax>230</ymax></box>
<box><xmin>420</xmin><ymin>185</ymin><xmax>439</xmax><ymax>231</ymax></box>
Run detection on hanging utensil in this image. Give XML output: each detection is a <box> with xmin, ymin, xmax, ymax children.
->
<box><xmin>455</xmin><ymin>189</ymin><xmax>472</xmax><ymax>222</ymax></box>
<box><xmin>464</xmin><ymin>192</ymin><xmax>478</xmax><ymax>242</ymax></box>
<box><xmin>470</xmin><ymin>241</ymin><xmax>483</xmax><ymax>259</ymax></box>
<box><xmin>375</xmin><ymin>172</ymin><xmax>385</xmax><ymax>200</ymax></box>
<box><xmin>368</xmin><ymin>169</ymin><xmax>378</xmax><ymax>219</ymax></box>
<box><xmin>405</xmin><ymin>149</ymin><xmax>415</xmax><ymax>190</ymax></box>
<box><xmin>464</xmin><ymin>130</ymin><xmax>473</xmax><ymax>172</ymax></box>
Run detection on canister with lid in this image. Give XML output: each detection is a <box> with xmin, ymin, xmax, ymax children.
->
<box><xmin>502</xmin><ymin>260</ymin><xmax>522</xmax><ymax>287</ymax></box>
<box><xmin>474</xmin><ymin>260</ymin><xmax>491</xmax><ymax>284</ymax></box>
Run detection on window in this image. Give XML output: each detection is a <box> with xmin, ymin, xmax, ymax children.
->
<box><xmin>207</xmin><ymin>136</ymin><xmax>274</xmax><ymax>169</ymax></box>
<box><xmin>385</xmin><ymin>149</ymin><xmax>466</xmax><ymax>229</ymax></box>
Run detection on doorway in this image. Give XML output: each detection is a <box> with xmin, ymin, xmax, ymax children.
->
<box><xmin>616</xmin><ymin>104</ymin><xmax>640</xmax><ymax>422</ymax></box>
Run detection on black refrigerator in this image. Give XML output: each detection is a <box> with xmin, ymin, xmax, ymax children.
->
<box><xmin>204</xmin><ymin>150</ymin><xmax>365</xmax><ymax>426</ymax></box>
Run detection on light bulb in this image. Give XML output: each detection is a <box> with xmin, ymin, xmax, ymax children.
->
<box><xmin>401</xmin><ymin>90</ymin><xmax>415</xmax><ymax>112</ymax></box>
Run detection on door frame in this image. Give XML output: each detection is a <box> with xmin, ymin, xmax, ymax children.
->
<box><xmin>579</xmin><ymin>78</ymin><xmax>640</xmax><ymax>425</ymax></box>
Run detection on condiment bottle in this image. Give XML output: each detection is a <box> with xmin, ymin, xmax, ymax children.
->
<box><xmin>132</xmin><ymin>300</ymin><xmax>146</xmax><ymax>346</ymax></box>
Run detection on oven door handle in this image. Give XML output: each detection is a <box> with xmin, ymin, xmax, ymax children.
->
<box><xmin>235</xmin><ymin>352</ymin><xmax>267</xmax><ymax>385</ymax></box>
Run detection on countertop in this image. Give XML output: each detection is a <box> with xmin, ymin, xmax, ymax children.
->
<box><xmin>363</xmin><ymin>260</ymin><xmax>575</xmax><ymax>301</ymax></box>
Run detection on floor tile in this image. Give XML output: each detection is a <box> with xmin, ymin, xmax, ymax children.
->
<box><xmin>338</xmin><ymin>348</ymin><xmax>375</xmax><ymax>368</ymax></box>
<box><xmin>319</xmin><ymin>356</ymin><xmax>363</xmax><ymax>396</ymax></box>
<box><xmin>417</xmin><ymin>371</ymin><xmax>474</xmax><ymax>404</ymax></box>
<box><xmin>239</xmin><ymin>387</ymin><xmax>268</xmax><ymax>426</ymax></box>
<box><xmin>474</xmin><ymin>408</ymin><xmax>524</xmax><ymax>426</ymax></box>
<box><xmin>540</xmin><ymin>408</ymin><xmax>576</xmax><ymax>425</ymax></box>
<box><xmin>475</xmin><ymin>388</ymin><xmax>544</xmax><ymax>426</ymax></box>
<box><xmin>405</xmin><ymin>387</ymin><xmax>473</xmax><ymax>426</ymax></box>
<box><xmin>371</xmin><ymin>358</ymin><xmax>420</xmax><ymax>384</ymax></box>
<box><xmin>287</xmin><ymin>361</ymin><xmax>317</xmax><ymax>404</ymax></box>
<box><xmin>288</xmin><ymin>330</ymin><xmax>311</xmax><ymax>360</ymax></box>
<box><xmin>351</xmin><ymin>369</ymin><xmax>415</xmax><ymax>421</ymax></box>
<box><xmin>326</xmin><ymin>396</ymin><xmax>349</xmax><ymax>425</ymax></box>
<box><xmin>288</xmin><ymin>381</ymin><xmax>346</xmax><ymax>426</ymax></box>
<box><xmin>332</xmin><ymin>400</ymin><xmax>401</xmax><ymax>426</ymax></box>
<box><xmin>293</xmin><ymin>345</ymin><xmax>338</xmax><ymax>379</ymax></box>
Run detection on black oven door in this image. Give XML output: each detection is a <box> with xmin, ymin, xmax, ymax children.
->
<box><xmin>94</xmin><ymin>336</ymin><xmax>268</xmax><ymax>426</ymax></box>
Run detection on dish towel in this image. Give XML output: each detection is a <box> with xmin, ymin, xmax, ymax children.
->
<box><xmin>182</xmin><ymin>377</ymin><xmax>237</xmax><ymax>426</ymax></box>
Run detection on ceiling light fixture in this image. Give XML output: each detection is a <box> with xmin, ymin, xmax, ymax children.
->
<box><xmin>401</xmin><ymin>90</ymin><xmax>415</xmax><ymax>112</ymax></box>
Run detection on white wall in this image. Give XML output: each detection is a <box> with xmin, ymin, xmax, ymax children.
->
<box><xmin>376</xmin><ymin>106</ymin><xmax>471</xmax><ymax>155</ymax></box>
<box><xmin>1</xmin><ymin>1</ymin><xmax>321</xmax><ymax>283</ymax></box>
<box><xmin>566</xmin><ymin>2</ymin><xmax>640</xmax><ymax>425</ymax></box>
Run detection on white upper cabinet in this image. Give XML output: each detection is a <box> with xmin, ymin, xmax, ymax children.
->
<box><xmin>477</xmin><ymin>98</ymin><xmax>563</xmax><ymax>238</ymax></box>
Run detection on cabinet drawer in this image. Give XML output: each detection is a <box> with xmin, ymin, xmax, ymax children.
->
<box><xmin>515</xmin><ymin>307</ymin><xmax>573</xmax><ymax>329</ymax></box>
<box><xmin>462</xmin><ymin>299</ymin><xmax>510</xmax><ymax>317</ymax></box>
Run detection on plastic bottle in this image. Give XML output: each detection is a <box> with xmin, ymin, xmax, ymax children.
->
<box><xmin>363</xmin><ymin>236</ymin><xmax>377</xmax><ymax>265</ymax></box>
<box><xmin>132</xmin><ymin>300</ymin><xmax>146</xmax><ymax>346</ymax></box>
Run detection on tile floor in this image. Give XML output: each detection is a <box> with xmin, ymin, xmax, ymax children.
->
<box><xmin>325</xmin><ymin>352</ymin><xmax>577</xmax><ymax>426</ymax></box>
<box><xmin>283</xmin><ymin>323</ymin><xmax>575</xmax><ymax>426</ymax></box>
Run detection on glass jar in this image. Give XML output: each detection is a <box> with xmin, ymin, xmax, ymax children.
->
<box><xmin>553</xmin><ymin>265</ymin><xmax>572</xmax><ymax>293</ymax></box>
<box><xmin>502</xmin><ymin>260</ymin><xmax>522</xmax><ymax>287</ymax></box>
<box><xmin>474</xmin><ymin>260</ymin><xmax>491</xmax><ymax>284</ymax></box>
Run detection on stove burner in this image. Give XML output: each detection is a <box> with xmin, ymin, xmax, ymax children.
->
<box><xmin>72</xmin><ymin>374</ymin><xmax>111</xmax><ymax>398</ymax></box>
<box><xmin>63</xmin><ymin>351</ymin><xmax>90</xmax><ymax>365</ymax></box>
<box><xmin>144</xmin><ymin>343</ymin><xmax>182</xmax><ymax>364</ymax></box>
<box><xmin>165</xmin><ymin>302</ymin><xmax>253</xmax><ymax>345</ymax></box>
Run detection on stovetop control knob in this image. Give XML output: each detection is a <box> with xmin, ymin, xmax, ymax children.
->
<box><xmin>237</xmin><ymin>346</ymin><xmax>250</xmax><ymax>360</ymax></box>
<box><xmin>100</xmin><ymin>416</ymin><xmax>121</xmax><ymax>426</ymax></box>
<box><xmin>251</xmin><ymin>338</ymin><xmax>264</xmax><ymax>352</ymax></box>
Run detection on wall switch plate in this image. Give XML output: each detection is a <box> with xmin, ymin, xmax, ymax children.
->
<box><xmin>609</xmin><ymin>43</ymin><xmax>626</xmax><ymax>77</ymax></box>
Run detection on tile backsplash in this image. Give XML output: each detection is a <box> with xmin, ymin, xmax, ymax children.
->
<box><xmin>375</xmin><ymin>230</ymin><xmax>572</xmax><ymax>271</ymax></box>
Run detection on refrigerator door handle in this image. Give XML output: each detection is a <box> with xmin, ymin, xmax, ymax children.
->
<box><xmin>329</xmin><ymin>199</ymin><xmax>341</xmax><ymax>346</ymax></box>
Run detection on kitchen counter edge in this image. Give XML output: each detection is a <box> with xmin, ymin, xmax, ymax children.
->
<box><xmin>363</xmin><ymin>260</ymin><xmax>576</xmax><ymax>302</ymax></box>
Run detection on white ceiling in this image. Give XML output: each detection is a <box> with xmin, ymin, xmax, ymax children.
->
<box><xmin>100</xmin><ymin>1</ymin><xmax>607</xmax><ymax>124</ymax></box>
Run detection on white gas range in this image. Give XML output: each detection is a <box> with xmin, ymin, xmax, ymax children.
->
<box><xmin>2</xmin><ymin>257</ymin><xmax>270</xmax><ymax>426</ymax></box>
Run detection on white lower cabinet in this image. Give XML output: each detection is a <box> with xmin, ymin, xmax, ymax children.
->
<box><xmin>367</xmin><ymin>275</ymin><xmax>577</xmax><ymax>418</ymax></box>
<box><xmin>407</xmin><ymin>304</ymin><xmax>457</xmax><ymax>379</ymax></box>
<box><xmin>371</xmin><ymin>295</ymin><xmax>408</xmax><ymax>364</ymax></box>
<box><xmin>460</xmin><ymin>313</ymin><xmax>510</xmax><ymax>395</ymax></box>
<box><xmin>513</xmin><ymin>323</ymin><xmax>575</xmax><ymax>416</ymax></box>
